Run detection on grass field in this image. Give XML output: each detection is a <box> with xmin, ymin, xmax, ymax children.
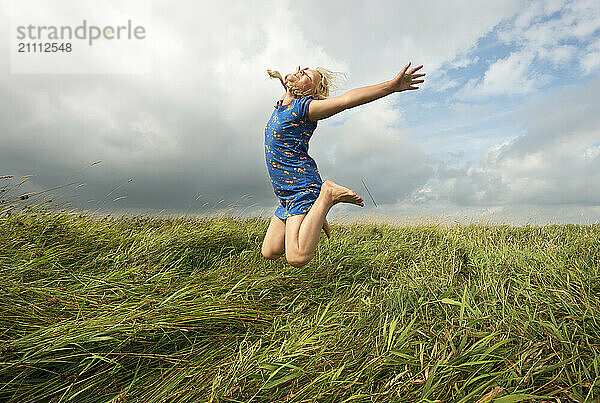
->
<box><xmin>1</xmin><ymin>210</ymin><xmax>599</xmax><ymax>402</ymax></box>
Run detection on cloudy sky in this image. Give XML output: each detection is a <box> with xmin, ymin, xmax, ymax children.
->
<box><xmin>2</xmin><ymin>0</ymin><xmax>599</xmax><ymax>225</ymax></box>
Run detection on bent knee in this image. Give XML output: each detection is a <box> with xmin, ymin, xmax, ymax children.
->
<box><xmin>286</xmin><ymin>253</ymin><xmax>313</xmax><ymax>268</ymax></box>
<box><xmin>262</xmin><ymin>250</ymin><xmax>282</xmax><ymax>260</ymax></box>
<box><xmin>262</xmin><ymin>247</ymin><xmax>283</xmax><ymax>260</ymax></box>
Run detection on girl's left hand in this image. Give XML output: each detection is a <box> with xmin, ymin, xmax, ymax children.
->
<box><xmin>390</xmin><ymin>63</ymin><xmax>425</xmax><ymax>92</ymax></box>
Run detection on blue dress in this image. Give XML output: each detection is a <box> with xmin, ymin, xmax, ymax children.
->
<box><xmin>264</xmin><ymin>95</ymin><xmax>323</xmax><ymax>220</ymax></box>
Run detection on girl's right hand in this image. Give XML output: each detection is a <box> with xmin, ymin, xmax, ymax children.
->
<box><xmin>389</xmin><ymin>62</ymin><xmax>425</xmax><ymax>92</ymax></box>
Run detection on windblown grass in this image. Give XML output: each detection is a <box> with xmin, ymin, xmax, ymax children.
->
<box><xmin>1</xmin><ymin>210</ymin><xmax>599</xmax><ymax>402</ymax></box>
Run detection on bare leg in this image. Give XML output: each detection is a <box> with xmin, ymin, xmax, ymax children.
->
<box><xmin>261</xmin><ymin>215</ymin><xmax>286</xmax><ymax>259</ymax></box>
<box><xmin>322</xmin><ymin>218</ymin><xmax>331</xmax><ymax>239</ymax></box>
<box><xmin>261</xmin><ymin>215</ymin><xmax>329</xmax><ymax>260</ymax></box>
<box><xmin>285</xmin><ymin>180</ymin><xmax>363</xmax><ymax>267</ymax></box>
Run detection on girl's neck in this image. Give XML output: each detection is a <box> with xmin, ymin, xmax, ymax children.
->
<box><xmin>281</xmin><ymin>90</ymin><xmax>314</xmax><ymax>105</ymax></box>
<box><xmin>281</xmin><ymin>91</ymin><xmax>295</xmax><ymax>105</ymax></box>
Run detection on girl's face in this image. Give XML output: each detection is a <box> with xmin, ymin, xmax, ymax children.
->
<box><xmin>285</xmin><ymin>66</ymin><xmax>320</xmax><ymax>96</ymax></box>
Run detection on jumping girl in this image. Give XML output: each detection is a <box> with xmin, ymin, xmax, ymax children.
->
<box><xmin>262</xmin><ymin>62</ymin><xmax>425</xmax><ymax>267</ymax></box>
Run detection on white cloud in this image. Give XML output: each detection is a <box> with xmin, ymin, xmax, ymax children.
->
<box><xmin>498</xmin><ymin>0</ymin><xmax>598</xmax><ymax>45</ymax></box>
<box><xmin>459</xmin><ymin>0</ymin><xmax>600</xmax><ymax>98</ymax></box>
<box><xmin>581</xmin><ymin>37</ymin><xmax>600</xmax><ymax>74</ymax></box>
<box><xmin>457</xmin><ymin>51</ymin><xmax>539</xmax><ymax>98</ymax></box>
<box><xmin>583</xmin><ymin>143</ymin><xmax>600</xmax><ymax>160</ymax></box>
<box><xmin>538</xmin><ymin>44</ymin><xmax>577</xmax><ymax>66</ymax></box>
<box><xmin>426</xmin><ymin>70</ymin><xmax>460</xmax><ymax>92</ymax></box>
<box><xmin>416</xmin><ymin>77</ymin><xmax>600</xmax><ymax>209</ymax></box>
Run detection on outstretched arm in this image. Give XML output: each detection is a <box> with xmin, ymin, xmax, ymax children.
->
<box><xmin>307</xmin><ymin>62</ymin><xmax>425</xmax><ymax>122</ymax></box>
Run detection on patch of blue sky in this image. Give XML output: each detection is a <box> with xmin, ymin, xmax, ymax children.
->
<box><xmin>332</xmin><ymin>8</ymin><xmax>599</xmax><ymax>173</ymax></box>
<box><xmin>395</xmin><ymin>31</ymin><xmax>519</xmax><ymax>120</ymax></box>
<box><xmin>447</xmin><ymin>34</ymin><xmax>515</xmax><ymax>87</ymax></box>
<box><xmin>393</xmin><ymin>12</ymin><xmax>599</xmax><ymax>150</ymax></box>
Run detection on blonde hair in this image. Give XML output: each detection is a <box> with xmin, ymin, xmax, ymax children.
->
<box><xmin>267</xmin><ymin>67</ymin><xmax>346</xmax><ymax>100</ymax></box>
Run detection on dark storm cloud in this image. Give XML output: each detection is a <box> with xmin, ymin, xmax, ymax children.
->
<box><xmin>1</xmin><ymin>0</ymin><xmax>441</xmax><ymax>217</ymax></box>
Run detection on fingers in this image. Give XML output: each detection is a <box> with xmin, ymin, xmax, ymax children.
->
<box><xmin>409</xmin><ymin>65</ymin><xmax>424</xmax><ymax>74</ymax></box>
<box><xmin>400</xmin><ymin>63</ymin><xmax>426</xmax><ymax>79</ymax></box>
<box><xmin>396</xmin><ymin>62</ymin><xmax>425</xmax><ymax>91</ymax></box>
<box><xmin>400</xmin><ymin>62</ymin><xmax>411</xmax><ymax>75</ymax></box>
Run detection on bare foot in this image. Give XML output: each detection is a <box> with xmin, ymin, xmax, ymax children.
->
<box><xmin>322</xmin><ymin>219</ymin><xmax>331</xmax><ymax>239</ymax></box>
<box><xmin>322</xmin><ymin>180</ymin><xmax>364</xmax><ymax>207</ymax></box>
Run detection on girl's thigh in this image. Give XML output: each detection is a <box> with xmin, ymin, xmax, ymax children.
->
<box><xmin>283</xmin><ymin>213</ymin><xmax>307</xmax><ymax>252</ymax></box>
<box><xmin>262</xmin><ymin>215</ymin><xmax>286</xmax><ymax>257</ymax></box>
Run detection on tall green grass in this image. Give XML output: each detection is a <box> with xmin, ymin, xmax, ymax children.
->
<box><xmin>1</xmin><ymin>210</ymin><xmax>599</xmax><ymax>402</ymax></box>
